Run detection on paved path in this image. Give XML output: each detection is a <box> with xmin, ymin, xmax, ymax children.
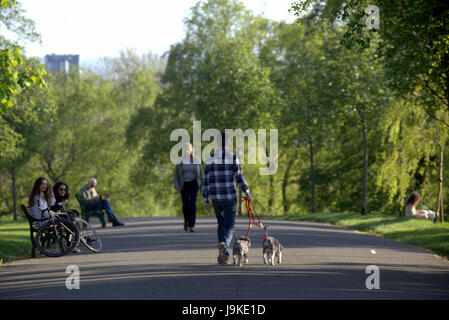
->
<box><xmin>1</xmin><ymin>217</ymin><xmax>448</xmax><ymax>300</ymax></box>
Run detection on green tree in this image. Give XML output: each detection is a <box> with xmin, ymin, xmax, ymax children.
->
<box><xmin>0</xmin><ymin>68</ymin><xmax>53</xmax><ymax>219</ymax></box>
<box><xmin>1</xmin><ymin>0</ymin><xmax>47</xmax><ymax>161</ymax></box>
<box><xmin>31</xmin><ymin>50</ymin><xmax>162</xmax><ymax>218</ymax></box>
<box><xmin>292</xmin><ymin>0</ymin><xmax>449</xmax><ymax>219</ymax></box>
<box><xmin>0</xmin><ymin>0</ymin><xmax>51</xmax><ymax>219</ymax></box>
<box><xmin>127</xmin><ymin>0</ymin><xmax>280</xmax><ymax>215</ymax></box>
<box><xmin>260</xmin><ymin>19</ymin><xmax>378</xmax><ymax>214</ymax></box>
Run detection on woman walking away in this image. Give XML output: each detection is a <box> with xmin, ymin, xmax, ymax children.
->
<box><xmin>174</xmin><ymin>143</ymin><xmax>203</xmax><ymax>232</ymax></box>
<box><xmin>28</xmin><ymin>177</ymin><xmax>55</xmax><ymax>220</ymax></box>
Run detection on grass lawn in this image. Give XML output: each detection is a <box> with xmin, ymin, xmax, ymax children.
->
<box><xmin>261</xmin><ymin>212</ymin><xmax>449</xmax><ymax>261</ymax></box>
<box><xmin>0</xmin><ymin>219</ymin><xmax>31</xmax><ymax>265</ymax></box>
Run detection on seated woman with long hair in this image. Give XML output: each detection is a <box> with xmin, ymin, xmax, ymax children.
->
<box><xmin>51</xmin><ymin>181</ymin><xmax>70</xmax><ymax>212</ymax></box>
<box><xmin>28</xmin><ymin>177</ymin><xmax>55</xmax><ymax>219</ymax></box>
<box><xmin>404</xmin><ymin>192</ymin><xmax>438</xmax><ymax>220</ymax></box>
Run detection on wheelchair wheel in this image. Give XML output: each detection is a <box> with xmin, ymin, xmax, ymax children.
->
<box><xmin>35</xmin><ymin>217</ymin><xmax>80</xmax><ymax>257</ymax></box>
<box><xmin>76</xmin><ymin>217</ymin><xmax>103</xmax><ymax>253</ymax></box>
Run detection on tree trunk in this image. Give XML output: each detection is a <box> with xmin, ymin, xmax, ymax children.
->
<box><xmin>266</xmin><ymin>145</ymin><xmax>274</xmax><ymax>215</ymax></box>
<box><xmin>11</xmin><ymin>165</ymin><xmax>17</xmax><ymax>220</ymax></box>
<box><xmin>361</xmin><ymin>118</ymin><xmax>368</xmax><ymax>215</ymax></box>
<box><xmin>237</xmin><ymin>118</ymin><xmax>242</xmax><ymax>216</ymax></box>
<box><xmin>306</xmin><ymin>105</ymin><xmax>317</xmax><ymax>213</ymax></box>
<box><xmin>260</xmin><ymin>137</ymin><xmax>275</xmax><ymax>215</ymax></box>
<box><xmin>282</xmin><ymin>158</ymin><xmax>295</xmax><ymax>214</ymax></box>
<box><xmin>268</xmin><ymin>174</ymin><xmax>274</xmax><ymax>215</ymax></box>
<box><xmin>435</xmin><ymin>144</ymin><xmax>444</xmax><ymax>223</ymax></box>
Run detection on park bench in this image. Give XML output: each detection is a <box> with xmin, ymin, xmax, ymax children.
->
<box><xmin>74</xmin><ymin>193</ymin><xmax>106</xmax><ymax>228</ymax></box>
<box><xmin>21</xmin><ymin>204</ymin><xmax>47</xmax><ymax>258</ymax></box>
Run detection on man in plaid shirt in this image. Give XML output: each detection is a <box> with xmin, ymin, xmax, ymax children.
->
<box><xmin>203</xmin><ymin>131</ymin><xmax>251</xmax><ymax>265</ymax></box>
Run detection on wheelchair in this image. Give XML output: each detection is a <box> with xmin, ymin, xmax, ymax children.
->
<box><xmin>33</xmin><ymin>202</ymin><xmax>103</xmax><ymax>257</ymax></box>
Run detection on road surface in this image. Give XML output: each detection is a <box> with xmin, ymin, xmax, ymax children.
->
<box><xmin>1</xmin><ymin>217</ymin><xmax>448</xmax><ymax>300</ymax></box>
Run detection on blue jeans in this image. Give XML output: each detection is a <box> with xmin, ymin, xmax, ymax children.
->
<box><xmin>212</xmin><ymin>200</ymin><xmax>237</xmax><ymax>255</ymax></box>
<box><xmin>86</xmin><ymin>199</ymin><xmax>116</xmax><ymax>219</ymax></box>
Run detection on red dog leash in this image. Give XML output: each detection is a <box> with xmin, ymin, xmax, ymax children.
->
<box><xmin>242</xmin><ymin>196</ymin><xmax>264</xmax><ymax>243</ymax></box>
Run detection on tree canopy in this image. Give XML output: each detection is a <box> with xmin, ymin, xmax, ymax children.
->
<box><xmin>1</xmin><ymin>0</ymin><xmax>448</xmax><ymax>222</ymax></box>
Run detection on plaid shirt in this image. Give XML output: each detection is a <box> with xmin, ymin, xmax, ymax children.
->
<box><xmin>203</xmin><ymin>148</ymin><xmax>250</xmax><ymax>203</ymax></box>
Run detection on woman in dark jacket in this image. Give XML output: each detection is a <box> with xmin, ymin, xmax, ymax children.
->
<box><xmin>174</xmin><ymin>143</ymin><xmax>203</xmax><ymax>232</ymax></box>
<box><xmin>51</xmin><ymin>181</ymin><xmax>70</xmax><ymax>212</ymax></box>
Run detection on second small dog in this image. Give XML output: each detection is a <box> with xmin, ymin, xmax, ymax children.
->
<box><xmin>263</xmin><ymin>225</ymin><xmax>283</xmax><ymax>266</ymax></box>
<box><xmin>232</xmin><ymin>235</ymin><xmax>251</xmax><ymax>266</ymax></box>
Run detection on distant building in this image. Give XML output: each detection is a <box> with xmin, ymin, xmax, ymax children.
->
<box><xmin>44</xmin><ymin>54</ymin><xmax>80</xmax><ymax>73</ymax></box>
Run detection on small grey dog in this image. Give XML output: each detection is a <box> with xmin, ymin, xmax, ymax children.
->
<box><xmin>232</xmin><ymin>235</ymin><xmax>251</xmax><ymax>266</ymax></box>
<box><xmin>263</xmin><ymin>225</ymin><xmax>283</xmax><ymax>266</ymax></box>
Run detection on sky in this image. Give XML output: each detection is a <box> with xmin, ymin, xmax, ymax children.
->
<box><xmin>16</xmin><ymin>0</ymin><xmax>297</xmax><ymax>65</ymax></box>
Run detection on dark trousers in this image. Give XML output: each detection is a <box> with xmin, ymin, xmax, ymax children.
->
<box><xmin>181</xmin><ymin>180</ymin><xmax>199</xmax><ymax>228</ymax></box>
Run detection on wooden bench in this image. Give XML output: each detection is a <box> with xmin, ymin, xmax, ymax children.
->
<box><xmin>75</xmin><ymin>193</ymin><xmax>106</xmax><ymax>228</ymax></box>
<box><xmin>21</xmin><ymin>205</ymin><xmax>48</xmax><ymax>258</ymax></box>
